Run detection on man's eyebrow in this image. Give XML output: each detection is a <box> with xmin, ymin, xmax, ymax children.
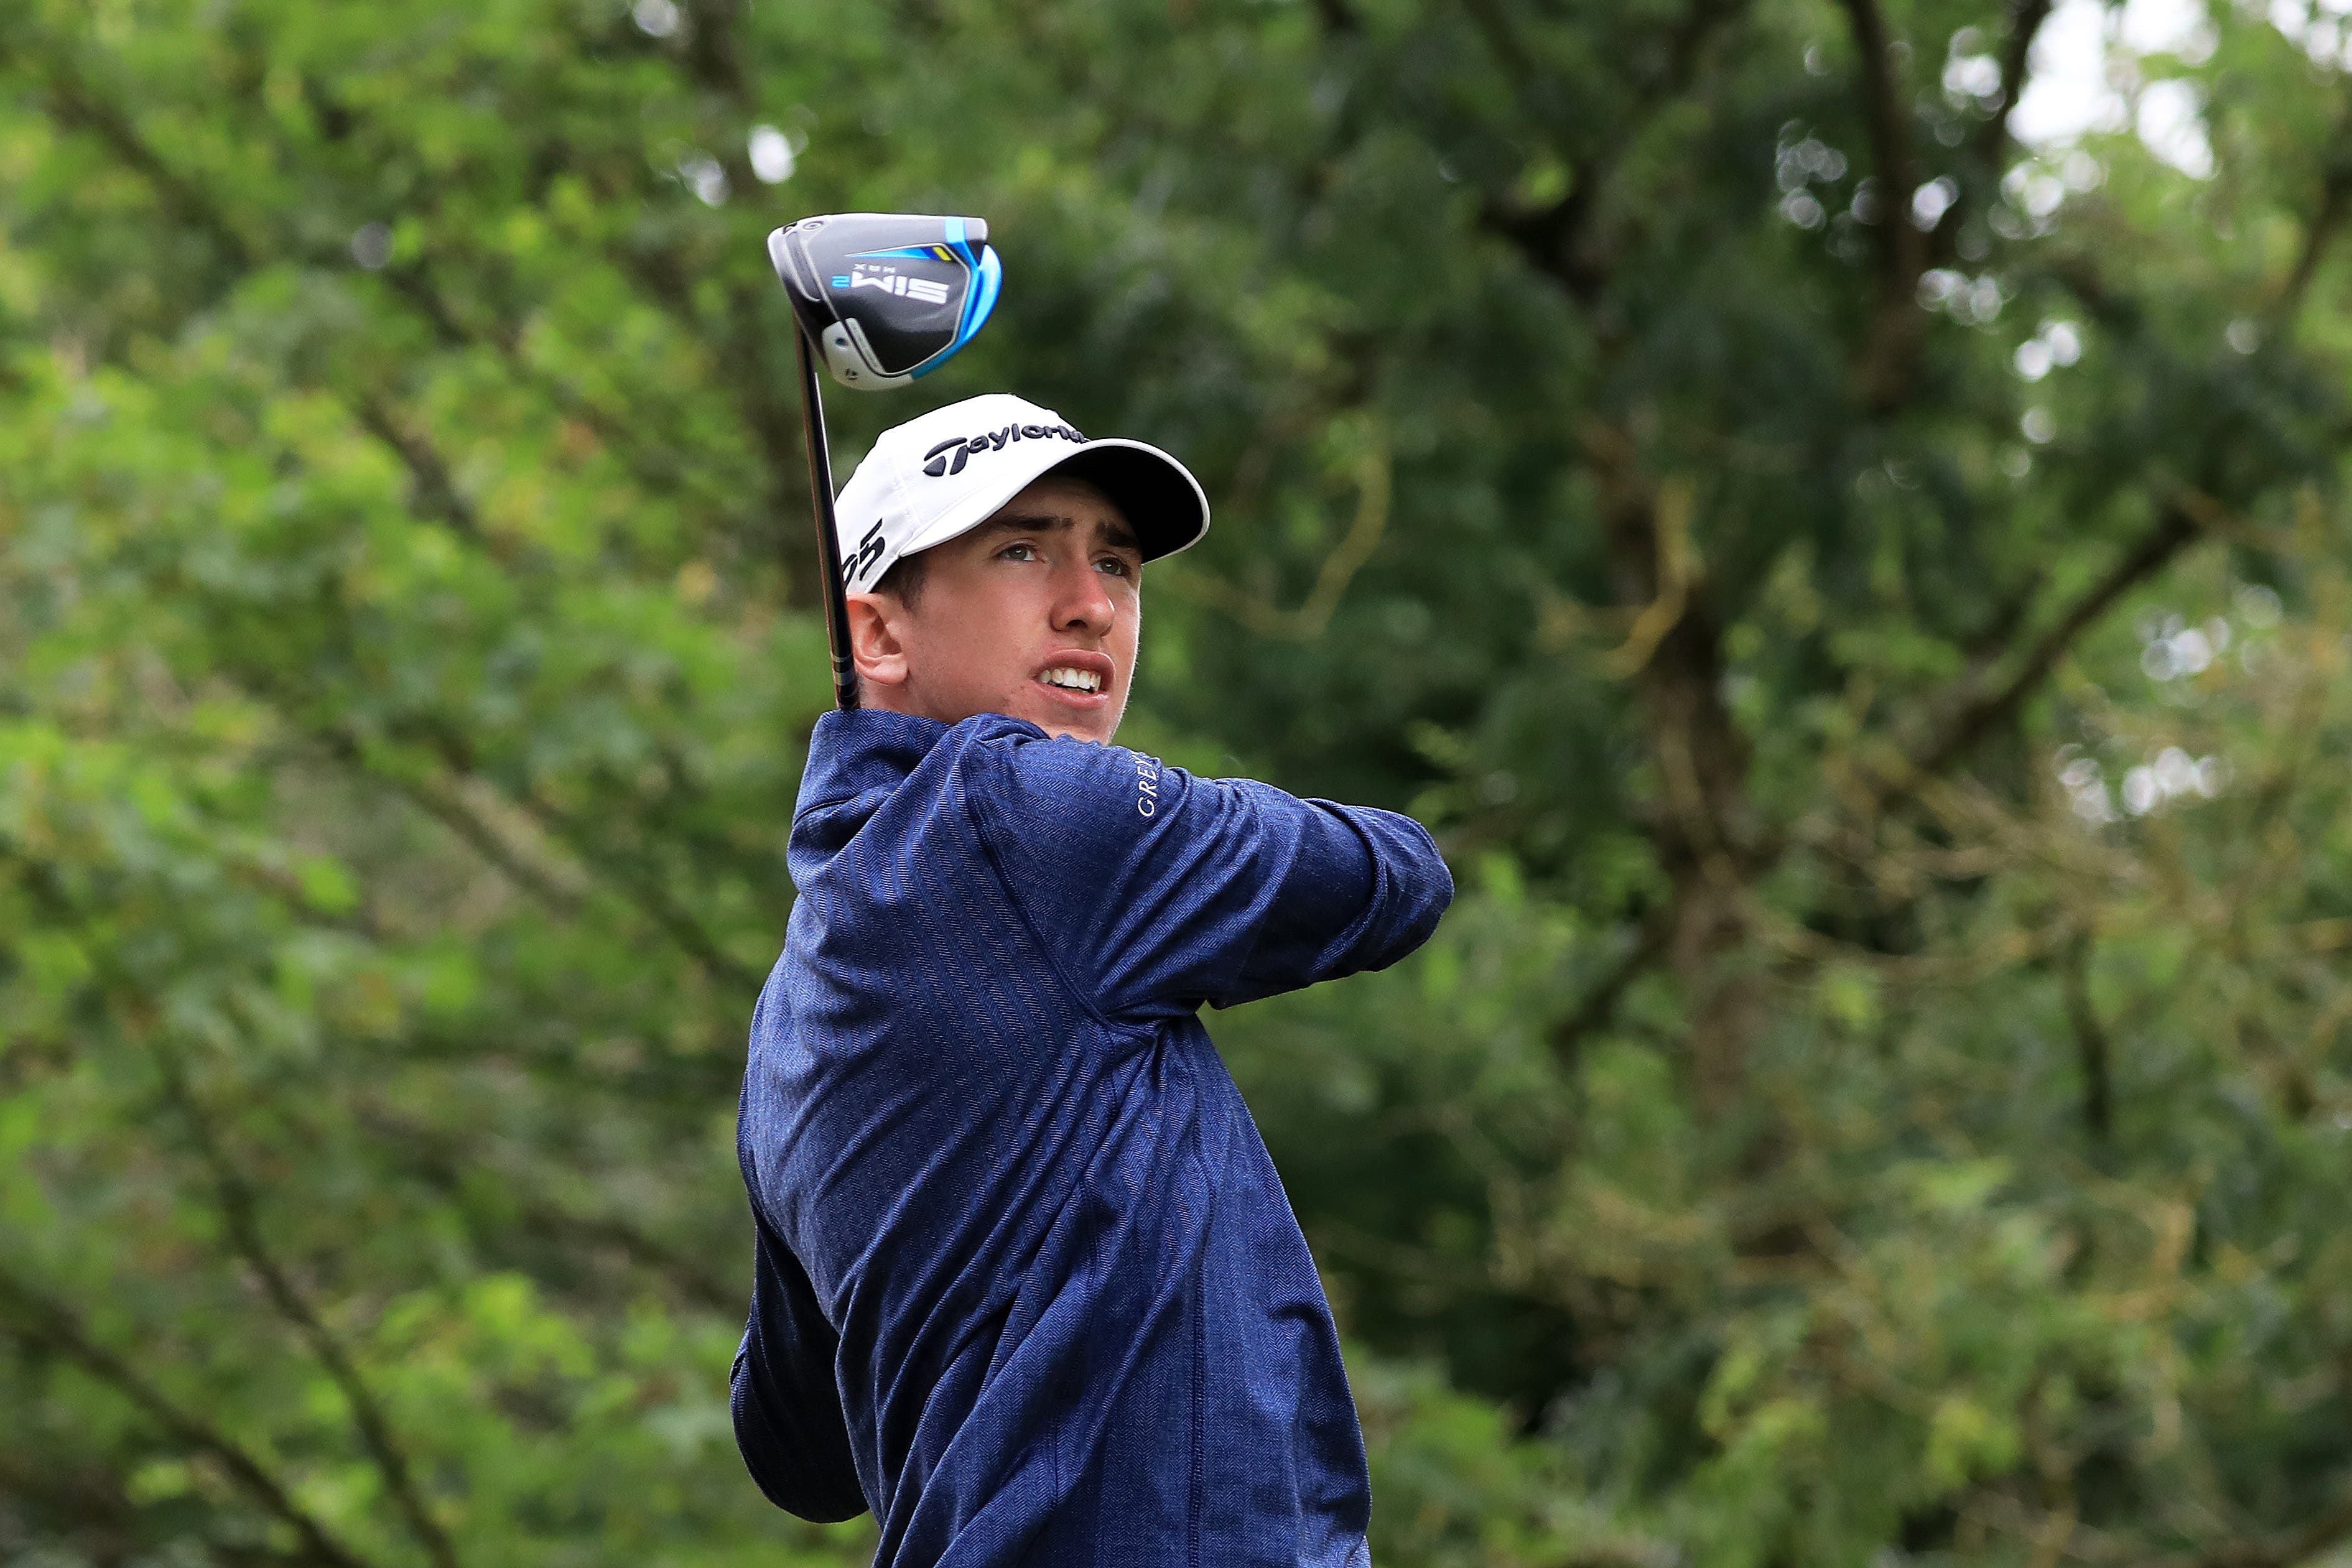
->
<box><xmin>978</xmin><ymin>513</ymin><xmax>1143</xmax><ymax>552</ymax></box>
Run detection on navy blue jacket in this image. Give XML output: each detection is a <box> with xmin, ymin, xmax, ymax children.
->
<box><xmin>733</xmin><ymin>710</ymin><xmax>1453</xmax><ymax>1567</ymax></box>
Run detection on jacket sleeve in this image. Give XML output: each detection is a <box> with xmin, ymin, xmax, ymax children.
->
<box><xmin>731</xmin><ymin>1210</ymin><xmax>867</xmax><ymax>1523</ymax></box>
<box><xmin>958</xmin><ymin>728</ymin><xmax>1454</xmax><ymax>1018</ymax></box>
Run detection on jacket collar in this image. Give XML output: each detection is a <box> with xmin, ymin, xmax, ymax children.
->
<box><xmin>796</xmin><ymin>708</ymin><xmax>951</xmax><ymax>814</ymax></box>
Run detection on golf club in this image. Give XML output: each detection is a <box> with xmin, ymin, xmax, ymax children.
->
<box><xmin>767</xmin><ymin>213</ymin><xmax>1003</xmax><ymax>710</ymax></box>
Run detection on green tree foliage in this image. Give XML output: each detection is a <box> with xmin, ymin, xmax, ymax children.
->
<box><xmin>6</xmin><ymin>0</ymin><xmax>2352</xmax><ymax>1562</ymax></box>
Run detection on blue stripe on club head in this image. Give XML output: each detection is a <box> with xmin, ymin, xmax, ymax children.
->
<box><xmin>908</xmin><ymin>248</ymin><xmax>999</xmax><ymax>378</ymax></box>
<box><xmin>958</xmin><ymin>246</ymin><xmax>1002</xmax><ymax>348</ymax></box>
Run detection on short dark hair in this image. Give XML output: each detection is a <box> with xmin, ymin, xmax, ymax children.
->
<box><xmin>872</xmin><ymin>547</ymin><xmax>929</xmax><ymax>609</ymax></box>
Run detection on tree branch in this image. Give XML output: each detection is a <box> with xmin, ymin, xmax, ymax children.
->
<box><xmin>1309</xmin><ymin>0</ymin><xmax>1362</xmax><ymax>34</ymax></box>
<box><xmin>2143</xmin><ymin>1470</ymin><xmax>2352</xmax><ymax>1567</ymax></box>
<box><xmin>24</xmin><ymin>50</ymin><xmax>259</xmax><ymax>272</ymax></box>
<box><xmin>2281</xmin><ymin>171</ymin><xmax>2352</xmax><ymax>323</ymax></box>
<box><xmin>1461</xmin><ymin>0</ymin><xmax>1536</xmax><ymax>95</ymax></box>
<box><xmin>1547</xmin><ymin>914</ymin><xmax>1672</xmax><ymax>1069</ymax></box>
<box><xmin>0</xmin><ymin>1266</ymin><xmax>382</xmax><ymax>1568</ymax></box>
<box><xmin>1976</xmin><ymin>0</ymin><xmax>2055</xmax><ymax>161</ymax></box>
<box><xmin>424</xmin><ymin>723</ymin><xmax>765</xmax><ymax>992</ymax></box>
<box><xmin>1851</xmin><ymin>0</ymin><xmax>2049</xmax><ymax>419</ymax></box>
<box><xmin>29</xmin><ymin>29</ymin><xmax>751</xmax><ymax>565</ymax></box>
<box><xmin>1477</xmin><ymin>0</ymin><xmax>1751</xmax><ymax>305</ymax></box>
<box><xmin>1837</xmin><ymin>0</ymin><xmax>1930</xmax><ymax>411</ymax></box>
<box><xmin>1541</xmin><ymin>488</ymin><xmax>2206</xmax><ymax>1052</ymax></box>
<box><xmin>679</xmin><ymin>0</ymin><xmax>752</xmax><ymax>102</ymax></box>
<box><xmin>358</xmin><ymin>1111</ymin><xmax>738</xmax><ymax>1314</ymax></box>
<box><xmin>529</xmin><ymin>801</ymin><xmax>765</xmax><ymax>991</ymax></box>
<box><xmin>351</xmin><ymin>397</ymin><xmax>486</xmax><ymax>545</ymax></box>
<box><xmin>0</xmin><ymin>1447</ymin><xmax>338</xmax><ymax>1567</ymax></box>
<box><xmin>1910</xmin><ymin>503</ymin><xmax>2199</xmax><ymax>777</ymax></box>
<box><xmin>391</xmin><ymin>769</ymin><xmax>590</xmax><ymax>917</ymax></box>
<box><xmin>1838</xmin><ymin>0</ymin><xmax>1920</xmax><ymax>255</ymax></box>
<box><xmin>613</xmin><ymin>240</ymin><xmax>816</xmax><ymax>606</ymax></box>
<box><xmin>314</xmin><ymin>722</ymin><xmax>763</xmax><ymax>995</ymax></box>
<box><xmin>633</xmin><ymin>0</ymin><xmax>824</xmax><ymax>606</ymax></box>
<box><xmin>154</xmin><ymin>1052</ymin><xmax>462</xmax><ymax>1568</ymax></box>
<box><xmin>24</xmin><ymin>47</ymin><xmax>509</xmax><ymax>560</ymax></box>
<box><xmin>2063</xmin><ymin>930</ymin><xmax>2113</xmax><ymax>1144</ymax></box>
<box><xmin>1167</xmin><ymin>432</ymin><xmax>1392</xmax><ymax>638</ymax></box>
<box><xmin>2280</xmin><ymin>109</ymin><xmax>2352</xmax><ymax>323</ymax></box>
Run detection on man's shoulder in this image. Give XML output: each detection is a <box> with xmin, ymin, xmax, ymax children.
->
<box><xmin>791</xmin><ymin>712</ymin><xmax>1201</xmax><ymax>905</ymax></box>
<box><xmin>941</xmin><ymin>717</ymin><xmax>1188</xmax><ymax>831</ymax></box>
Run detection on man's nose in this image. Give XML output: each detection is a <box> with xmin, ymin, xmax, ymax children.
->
<box><xmin>1050</xmin><ymin>559</ymin><xmax>1116</xmax><ymax>638</ymax></box>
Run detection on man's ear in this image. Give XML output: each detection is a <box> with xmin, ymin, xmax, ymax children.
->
<box><xmin>845</xmin><ymin>592</ymin><xmax>911</xmax><ymax>688</ymax></box>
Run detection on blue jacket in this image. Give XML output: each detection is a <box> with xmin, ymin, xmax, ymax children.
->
<box><xmin>733</xmin><ymin>710</ymin><xmax>1454</xmax><ymax>1567</ymax></box>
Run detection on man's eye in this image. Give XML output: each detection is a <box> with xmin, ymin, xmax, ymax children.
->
<box><xmin>1095</xmin><ymin>557</ymin><xmax>1133</xmax><ymax>577</ymax></box>
<box><xmin>998</xmin><ymin>542</ymin><xmax>1040</xmax><ymax>562</ymax></box>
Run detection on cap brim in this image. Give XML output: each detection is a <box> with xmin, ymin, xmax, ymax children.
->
<box><xmin>1036</xmin><ymin>440</ymin><xmax>1211</xmax><ymax>562</ymax></box>
<box><xmin>890</xmin><ymin>435</ymin><xmax>1210</xmax><ymax>570</ymax></box>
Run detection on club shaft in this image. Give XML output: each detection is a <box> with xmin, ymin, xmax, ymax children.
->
<box><xmin>796</xmin><ymin>330</ymin><xmax>858</xmax><ymax>712</ymax></box>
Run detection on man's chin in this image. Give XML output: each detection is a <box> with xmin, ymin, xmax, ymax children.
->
<box><xmin>891</xmin><ymin>685</ymin><xmax>1117</xmax><ymax>743</ymax></box>
<box><xmin>1006</xmin><ymin>689</ymin><xmax>1122</xmax><ymax>745</ymax></box>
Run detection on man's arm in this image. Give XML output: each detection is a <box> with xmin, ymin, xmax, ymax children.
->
<box><xmin>959</xmin><ymin>728</ymin><xmax>1453</xmax><ymax>1017</ymax></box>
<box><xmin>731</xmin><ymin>1210</ymin><xmax>867</xmax><ymax>1522</ymax></box>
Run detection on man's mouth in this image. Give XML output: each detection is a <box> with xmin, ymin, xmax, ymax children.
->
<box><xmin>1033</xmin><ymin>652</ymin><xmax>1115</xmax><ymax>703</ymax></box>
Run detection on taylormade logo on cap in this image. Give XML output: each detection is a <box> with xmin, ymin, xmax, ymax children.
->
<box><xmin>830</xmin><ymin>392</ymin><xmax>1212</xmax><ymax>594</ymax></box>
<box><xmin>921</xmin><ymin>419</ymin><xmax>1087</xmax><ymax>478</ymax></box>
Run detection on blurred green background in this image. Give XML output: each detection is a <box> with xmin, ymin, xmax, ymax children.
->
<box><xmin>8</xmin><ymin>0</ymin><xmax>2352</xmax><ymax>1562</ymax></box>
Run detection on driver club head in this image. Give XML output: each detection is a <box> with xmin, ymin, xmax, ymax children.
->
<box><xmin>767</xmin><ymin>213</ymin><xmax>1002</xmax><ymax>390</ymax></box>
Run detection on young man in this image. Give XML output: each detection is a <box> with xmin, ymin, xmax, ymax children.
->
<box><xmin>732</xmin><ymin>392</ymin><xmax>1453</xmax><ymax>1567</ymax></box>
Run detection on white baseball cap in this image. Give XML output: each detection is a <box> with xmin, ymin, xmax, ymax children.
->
<box><xmin>830</xmin><ymin>392</ymin><xmax>1211</xmax><ymax>594</ymax></box>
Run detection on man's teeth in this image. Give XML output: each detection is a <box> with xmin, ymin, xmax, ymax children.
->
<box><xmin>1041</xmin><ymin>666</ymin><xmax>1103</xmax><ymax>693</ymax></box>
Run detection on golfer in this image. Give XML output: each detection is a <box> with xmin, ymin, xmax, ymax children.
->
<box><xmin>732</xmin><ymin>392</ymin><xmax>1454</xmax><ymax>1566</ymax></box>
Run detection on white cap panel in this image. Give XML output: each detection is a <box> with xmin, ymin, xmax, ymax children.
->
<box><xmin>830</xmin><ymin>394</ymin><xmax>1211</xmax><ymax>595</ymax></box>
